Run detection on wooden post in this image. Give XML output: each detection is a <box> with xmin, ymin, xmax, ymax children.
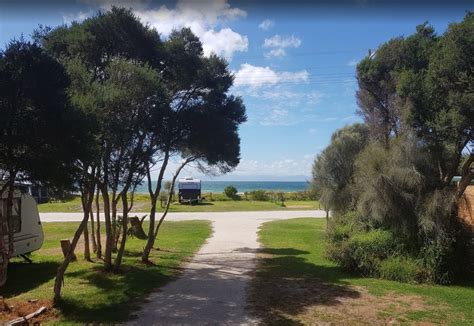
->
<box><xmin>60</xmin><ymin>239</ymin><xmax>76</xmax><ymax>261</ymax></box>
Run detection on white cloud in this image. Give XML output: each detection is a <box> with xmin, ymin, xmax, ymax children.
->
<box><xmin>73</xmin><ymin>0</ymin><xmax>248</xmax><ymax>60</ymax></box>
<box><xmin>347</xmin><ymin>59</ymin><xmax>359</xmax><ymax>66</ymax></box>
<box><xmin>263</xmin><ymin>34</ymin><xmax>301</xmax><ymax>57</ymax></box>
<box><xmin>258</xmin><ymin>19</ymin><xmax>274</xmax><ymax>30</ymax></box>
<box><xmin>199</xmin><ymin>28</ymin><xmax>248</xmax><ymax>59</ymax></box>
<box><xmin>261</xmin><ymin>109</ymin><xmax>293</xmax><ymax>126</ymax></box>
<box><xmin>308</xmin><ymin>128</ymin><xmax>317</xmax><ymax>134</ymax></box>
<box><xmin>264</xmin><ymin>48</ymin><xmax>286</xmax><ymax>58</ymax></box>
<box><xmin>263</xmin><ymin>34</ymin><xmax>301</xmax><ymax>48</ymax></box>
<box><xmin>62</xmin><ymin>10</ymin><xmax>92</xmax><ymax>24</ymax></box>
<box><xmin>135</xmin><ymin>0</ymin><xmax>248</xmax><ymax>59</ymax></box>
<box><xmin>233</xmin><ymin>63</ymin><xmax>309</xmax><ymax>89</ymax></box>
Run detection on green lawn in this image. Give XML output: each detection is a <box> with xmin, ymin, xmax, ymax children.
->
<box><xmin>250</xmin><ymin>218</ymin><xmax>474</xmax><ymax>325</ymax></box>
<box><xmin>1</xmin><ymin>220</ymin><xmax>211</xmax><ymax>324</ymax></box>
<box><xmin>38</xmin><ymin>194</ymin><xmax>320</xmax><ymax>213</ymax></box>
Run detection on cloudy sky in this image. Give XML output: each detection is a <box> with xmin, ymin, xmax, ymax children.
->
<box><xmin>1</xmin><ymin>0</ymin><xmax>472</xmax><ymax>181</ymax></box>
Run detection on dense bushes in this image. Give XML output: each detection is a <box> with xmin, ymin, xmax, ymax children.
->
<box><xmin>314</xmin><ymin>14</ymin><xmax>474</xmax><ymax>285</ymax></box>
<box><xmin>327</xmin><ymin>213</ymin><xmax>428</xmax><ymax>283</ymax></box>
<box><xmin>224</xmin><ymin>185</ymin><xmax>238</xmax><ymax>198</ymax></box>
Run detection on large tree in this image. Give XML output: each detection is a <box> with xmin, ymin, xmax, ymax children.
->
<box><xmin>42</xmin><ymin>7</ymin><xmax>167</xmax><ymax>273</ymax></box>
<box><xmin>0</xmin><ymin>39</ymin><xmax>88</xmax><ymax>287</ymax></box>
<box><xmin>140</xmin><ymin>29</ymin><xmax>246</xmax><ymax>262</ymax></box>
<box><xmin>356</xmin><ymin>23</ymin><xmax>438</xmax><ymax>146</ymax></box>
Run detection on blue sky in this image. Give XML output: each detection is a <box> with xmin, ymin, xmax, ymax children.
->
<box><xmin>1</xmin><ymin>1</ymin><xmax>472</xmax><ymax>181</ymax></box>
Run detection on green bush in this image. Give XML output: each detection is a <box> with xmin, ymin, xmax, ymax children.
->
<box><xmin>224</xmin><ymin>185</ymin><xmax>238</xmax><ymax>198</ymax></box>
<box><xmin>326</xmin><ymin>224</ymin><xmax>397</xmax><ymax>277</ymax></box>
<box><xmin>249</xmin><ymin>190</ymin><xmax>268</xmax><ymax>201</ymax></box>
<box><xmin>379</xmin><ymin>256</ymin><xmax>426</xmax><ymax>283</ymax></box>
<box><xmin>284</xmin><ymin>190</ymin><xmax>318</xmax><ymax>201</ymax></box>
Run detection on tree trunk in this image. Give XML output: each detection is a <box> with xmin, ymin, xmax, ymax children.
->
<box><xmin>111</xmin><ymin>191</ymin><xmax>118</xmax><ymax>252</ymax></box>
<box><xmin>114</xmin><ymin>194</ymin><xmax>129</xmax><ymax>271</ymax></box>
<box><xmin>0</xmin><ymin>186</ymin><xmax>10</xmax><ymax>287</ymax></box>
<box><xmin>100</xmin><ymin>185</ymin><xmax>113</xmax><ymax>270</ymax></box>
<box><xmin>142</xmin><ymin>152</ymin><xmax>169</xmax><ymax>263</ymax></box>
<box><xmin>95</xmin><ymin>186</ymin><xmax>102</xmax><ymax>259</ymax></box>
<box><xmin>83</xmin><ymin>223</ymin><xmax>91</xmax><ymax>261</ymax></box>
<box><xmin>146</xmin><ymin>159</ymin><xmax>191</xmax><ymax>261</ymax></box>
<box><xmin>53</xmin><ymin>188</ymin><xmax>93</xmax><ymax>303</ymax></box>
<box><xmin>89</xmin><ymin>210</ymin><xmax>97</xmax><ymax>253</ymax></box>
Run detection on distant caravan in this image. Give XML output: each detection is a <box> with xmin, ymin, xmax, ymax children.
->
<box><xmin>178</xmin><ymin>178</ymin><xmax>201</xmax><ymax>204</ymax></box>
<box><xmin>0</xmin><ymin>189</ymin><xmax>44</xmax><ymax>261</ymax></box>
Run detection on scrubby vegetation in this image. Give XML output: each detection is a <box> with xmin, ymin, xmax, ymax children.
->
<box><xmin>314</xmin><ymin>14</ymin><xmax>473</xmax><ymax>284</ymax></box>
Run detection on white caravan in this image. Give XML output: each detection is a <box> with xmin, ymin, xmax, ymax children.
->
<box><xmin>0</xmin><ymin>189</ymin><xmax>44</xmax><ymax>260</ymax></box>
<box><xmin>178</xmin><ymin>178</ymin><xmax>202</xmax><ymax>204</ymax></box>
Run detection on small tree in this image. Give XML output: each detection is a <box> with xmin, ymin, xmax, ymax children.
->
<box><xmin>224</xmin><ymin>185</ymin><xmax>238</xmax><ymax>198</ymax></box>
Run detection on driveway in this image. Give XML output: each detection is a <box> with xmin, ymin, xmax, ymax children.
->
<box><xmin>41</xmin><ymin>210</ymin><xmax>327</xmax><ymax>325</ymax></box>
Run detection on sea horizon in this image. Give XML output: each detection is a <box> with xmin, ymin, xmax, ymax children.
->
<box><xmin>134</xmin><ymin>180</ymin><xmax>311</xmax><ymax>193</ymax></box>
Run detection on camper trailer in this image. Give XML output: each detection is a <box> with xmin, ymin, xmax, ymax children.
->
<box><xmin>0</xmin><ymin>189</ymin><xmax>44</xmax><ymax>260</ymax></box>
<box><xmin>178</xmin><ymin>178</ymin><xmax>201</xmax><ymax>204</ymax></box>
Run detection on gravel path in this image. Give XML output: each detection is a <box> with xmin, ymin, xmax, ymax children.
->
<box><xmin>40</xmin><ymin>210</ymin><xmax>326</xmax><ymax>325</ymax></box>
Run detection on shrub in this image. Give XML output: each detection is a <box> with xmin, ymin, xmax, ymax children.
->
<box><xmin>249</xmin><ymin>190</ymin><xmax>268</xmax><ymax>201</ymax></box>
<box><xmin>326</xmin><ymin>225</ymin><xmax>397</xmax><ymax>277</ymax></box>
<box><xmin>224</xmin><ymin>185</ymin><xmax>238</xmax><ymax>198</ymax></box>
<box><xmin>379</xmin><ymin>256</ymin><xmax>425</xmax><ymax>283</ymax></box>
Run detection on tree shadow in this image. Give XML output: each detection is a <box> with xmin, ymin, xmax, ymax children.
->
<box><xmin>2</xmin><ymin>260</ymin><xmax>60</xmax><ymax>297</ymax></box>
<box><xmin>176</xmin><ymin>202</ymin><xmax>214</xmax><ymax>206</ymax></box>
<box><xmin>247</xmin><ymin>247</ymin><xmax>361</xmax><ymax>325</ymax></box>
<box><xmin>55</xmin><ymin>263</ymin><xmax>174</xmax><ymax>323</ymax></box>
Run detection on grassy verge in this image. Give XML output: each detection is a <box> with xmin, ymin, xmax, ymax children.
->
<box><xmin>249</xmin><ymin>218</ymin><xmax>474</xmax><ymax>325</ymax></box>
<box><xmin>38</xmin><ymin>194</ymin><xmax>320</xmax><ymax>213</ymax></box>
<box><xmin>1</xmin><ymin>220</ymin><xmax>211</xmax><ymax>324</ymax></box>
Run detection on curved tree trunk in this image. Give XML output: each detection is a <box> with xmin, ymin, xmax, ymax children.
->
<box><xmin>53</xmin><ymin>188</ymin><xmax>93</xmax><ymax>303</ymax></box>
<box><xmin>90</xmin><ymin>210</ymin><xmax>97</xmax><ymax>253</ymax></box>
<box><xmin>141</xmin><ymin>152</ymin><xmax>169</xmax><ymax>263</ymax></box>
<box><xmin>143</xmin><ymin>158</ymin><xmax>192</xmax><ymax>262</ymax></box>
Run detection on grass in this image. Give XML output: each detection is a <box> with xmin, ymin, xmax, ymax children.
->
<box><xmin>1</xmin><ymin>220</ymin><xmax>211</xmax><ymax>324</ymax></box>
<box><xmin>38</xmin><ymin>193</ymin><xmax>320</xmax><ymax>213</ymax></box>
<box><xmin>250</xmin><ymin>218</ymin><xmax>474</xmax><ymax>325</ymax></box>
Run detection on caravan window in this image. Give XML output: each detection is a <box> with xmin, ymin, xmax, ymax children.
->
<box><xmin>0</xmin><ymin>198</ymin><xmax>22</xmax><ymax>233</ymax></box>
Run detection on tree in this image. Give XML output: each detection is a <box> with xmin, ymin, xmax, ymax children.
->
<box><xmin>224</xmin><ymin>185</ymin><xmax>238</xmax><ymax>198</ymax></box>
<box><xmin>0</xmin><ymin>39</ymin><xmax>88</xmax><ymax>287</ymax></box>
<box><xmin>356</xmin><ymin>23</ymin><xmax>437</xmax><ymax>146</ymax></box>
<box><xmin>415</xmin><ymin>13</ymin><xmax>473</xmax><ymax>192</ymax></box>
<box><xmin>311</xmin><ymin>124</ymin><xmax>369</xmax><ymax>214</ymax></box>
<box><xmin>140</xmin><ymin>29</ymin><xmax>246</xmax><ymax>263</ymax></box>
<box><xmin>42</xmin><ymin>7</ymin><xmax>166</xmax><ymax>273</ymax></box>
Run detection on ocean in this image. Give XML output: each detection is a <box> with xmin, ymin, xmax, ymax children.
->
<box><xmin>135</xmin><ymin>181</ymin><xmax>310</xmax><ymax>193</ymax></box>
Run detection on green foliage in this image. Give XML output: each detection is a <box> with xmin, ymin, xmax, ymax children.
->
<box><xmin>328</xmin><ymin>228</ymin><xmax>397</xmax><ymax>277</ymax></box>
<box><xmin>312</xmin><ymin>123</ymin><xmax>369</xmax><ymax>213</ymax></box>
<box><xmin>224</xmin><ymin>185</ymin><xmax>238</xmax><ymax>198</ymax></box>
<box><xmin>0</xmin><ymin>39</ymin><xmax>91</xmax><ymax>189</ymax></box>
<box><xmin>378</xmin><ymin>256</ymin><xmax>426</xmax><ymax>283</ymax></box>
<box><xmin>249</xmin><ymin>190</ymin><xmax>268</xmax><ymax>201</ymax></box>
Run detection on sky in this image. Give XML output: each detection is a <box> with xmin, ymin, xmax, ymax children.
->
<box><xmin>1</xmin><ymin>0</ymin><xmax>472</xmax><ymax>181</ymax></box>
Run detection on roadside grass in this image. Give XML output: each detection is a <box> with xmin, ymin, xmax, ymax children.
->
<box><xmin>250</xmin><ymin>218</ymin><xmax>474</xmax><ymax>325</ymax></box>
<box><xmin>38</xmin><ymin>194</ymin><xmax>320</xmax><ymax>213</ymax></box>
<box><xmin>1</xmin><ymin>220</ymin><xmax>211</xmax><ymax>324</ymax></box>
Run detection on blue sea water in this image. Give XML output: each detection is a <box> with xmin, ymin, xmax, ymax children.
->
<box><xmin>135</xmin><ymin>181</ymin><xmax>309</xmax><ymax>193</ymax></box>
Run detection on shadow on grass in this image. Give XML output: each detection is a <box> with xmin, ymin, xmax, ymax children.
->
<box><xmin>3</xmin><ymin>260</ymin><xmax>60</xmax><ymax>298</ymax></box>
<box><xmin>180</xmin><ymin>201</ymin><xmax>215</xmax><ymax>206</ymax></box>
<box><xmin>56</xmin><ymin>264</ymin><xmax>173</xmax><ymax>323</ymax></box>
<box><xmin>248</xmin><ymin>247</ymin><xmax>360</xmax><ymax>325</ymax></box>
